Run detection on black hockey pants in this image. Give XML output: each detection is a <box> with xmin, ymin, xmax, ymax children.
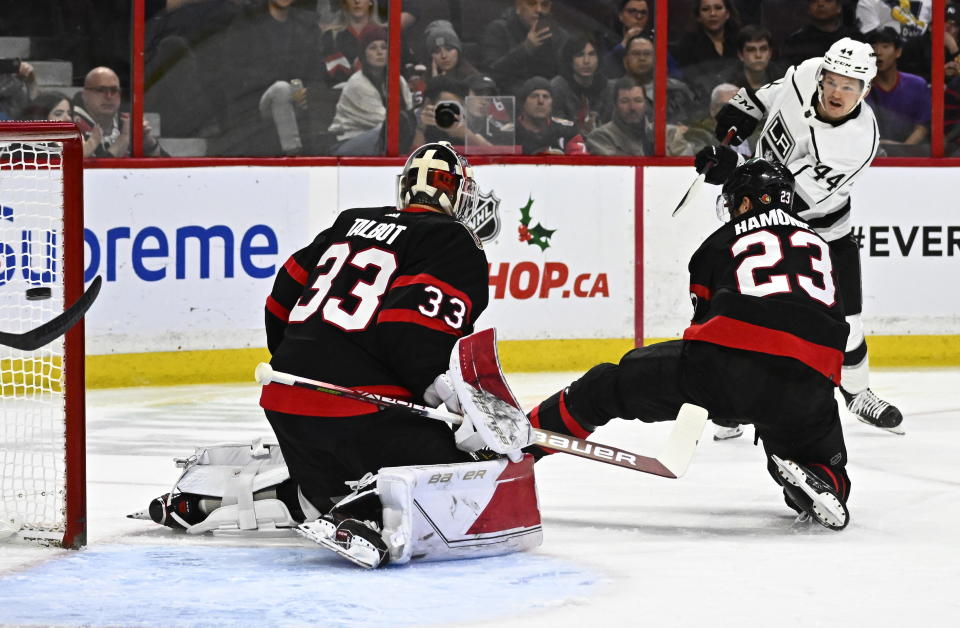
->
<box><xmin>530</xmin><ymin>340</ymin><xmax>850</xmax><ymax>499</ymax></box>
<box><xmin>265</xmin><ymin>408</ymin><xmax>472</xmax><ymax>512</ymax></box>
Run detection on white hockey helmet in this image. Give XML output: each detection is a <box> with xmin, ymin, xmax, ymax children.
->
<box><xmin>816</xmin><ymin>38</ymin><xmax>877</xmax><ymax>108</ymax></box>
<box><xmin>396</xmin><ymin>141</ymin><xmax>479</xmax><ymax>221</ymax></box>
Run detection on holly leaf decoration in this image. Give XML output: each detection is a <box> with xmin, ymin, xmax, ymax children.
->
<box><xmin>516</xmin><ymin>196</ymin><xmax>555</xmax><ymax>250</ymax></box>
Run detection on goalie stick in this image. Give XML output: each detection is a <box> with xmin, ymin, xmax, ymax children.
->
<box><xmin>671</xmin><ymin>127</ymin><xmax>737</xmax><ymax>217</ymax></box>
<box><xmin>255</xmin><ymin>363</ymin><xmax>708</xmax><ymax>478</ymax></box>
<box><xmin>0</xmin><ymin>275</ymin><xmax>102</xmax><ymax>351</ymax></box>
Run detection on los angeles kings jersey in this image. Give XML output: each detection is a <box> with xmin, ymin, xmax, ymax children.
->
<box><xmin>736</xmin><ymin>58</ymin><xmax>879</xmax><ymax>242</ymax></box>
<box><xmin>261</xmin><ymin>206</ymin><xmax>488</xmax><ymax>417</ymax></box>
<box><xmin>683</xmin><ymin>207</ymin><xmax>850</xmax><ymax>384</ymax></box>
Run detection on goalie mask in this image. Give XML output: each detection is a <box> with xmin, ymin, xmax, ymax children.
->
<box><xmin>812</xmin><ymin>38</ymin><xmax>877</xmax><ymax>117</ymax></box>
<box><xmin>717</xmin><ymin>158</ymin><xmax>796</xmax><ymax>222</ymax></box>
<box><xmin>397</xmin><ymin>141</ymin><xmax>479</xmax><ymax>221</ymax></box>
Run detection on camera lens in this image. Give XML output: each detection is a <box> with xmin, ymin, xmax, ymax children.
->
<box><xmin>434</xmin><ymin>101</ymin><xmax>461</xmax><ymax>129</ymax></box>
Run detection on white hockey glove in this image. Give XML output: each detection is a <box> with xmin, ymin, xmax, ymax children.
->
<box><xmin>423</xmin><ymin>372</ymin><xmax>461</xmax><ymax>414</ymax></box>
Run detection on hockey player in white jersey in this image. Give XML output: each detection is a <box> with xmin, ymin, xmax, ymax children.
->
<box><xmin>693</xmin><ymin>37</ymin><xmax>904</xmax><ymax>436</ymax></box>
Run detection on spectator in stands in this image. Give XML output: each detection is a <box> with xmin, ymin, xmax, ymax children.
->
<box><xmin>899</xmin><ymin>1</ymin><xmax>957</xmax><ymax>81</ymax></box>
<box><xmin>0</xmin><ymin>59</ymin><xmax>37</xmax><ymax>120</ymax></box>
<box><xmin>585</xmin><ymin>76</ymin><xmax>650</xmax><ymax>155</ymax></box>
<box><xmin>481</xmin><ymin>0</ymin><xmax>569</xmax><ymax>97</ymax></box>
<box><xmin>20</xmin><ymin>91</ymin><xmax>72</xmax><ymax>122</ymax></box>
<box><xmin>222</xmin><ymin>0</ymin><xmax>331</xmax><ymax>156</ymax></box>
<box><xmin>682</xmin><ymin>82</ymin><xmax>755</xmax><ymax>155</ymax></box>
<box><xmin>410</xmin><ymin>75</ymin><xmax>491</xmax><ymax>150</ymax></box>
<box><xmin>329</xmin><ymin>24</ymin><xmax>412</xmax><ymax>152</ymax></box>
<box><xmin>725</xmin><ymin>25</ymin><xmax>785</xmax><ymax>90</ymax></box>
<box><xmin>514</xmin><ymin>76</ymin><xmax>583</xmax><ymax>155</ymax></box>
<box><xmin>550</xmin><ymin>34</ymin><xmax>612</xmax><ymax>136</ymax></box>
<box><xmin>424</xmin><ymin>20</ymin><xmax>478</xmax><ymax>81</ymax></box>
<box><xmin>866</xmin><ymin>26</ymin><xmax>930</xmax><ymax>154</ymax></box>
<box><xmin>600</xmin><ymin>0</ymin><xmax>652</xmax><ymax>78</ymax></box>
<box><xmin>74</xmin><ymin>66</ymin><xmax>164</xmax><ymax>158</ymax></box>
<box><xmin>670</xmin><ymin>0</ymin><xmax>741</xmax><ymax>106</ymax></box>
<box><xmin>321</xmin><ymin>0</ymin><xmax>385</xmax><ymax>84</ymax></box>
<box><xmin>623</xmin><ymin>33</ymin><xmax>699</xmax><ymax>126</ymax></box>
<box><xmin>465</xmin><ymin>74</ymin><xmax>517</xmax><ymax>147</ymax></box>
<box><xmin>782</xmin><ymin>0</ymin><xmax>863</xmax><ymax>69</ymax></box>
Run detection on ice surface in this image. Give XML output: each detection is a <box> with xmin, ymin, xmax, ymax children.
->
<box><xmin>1</xmin><ymin>369</ymin><xmax>958</xmax><ymax>627</ymax></box>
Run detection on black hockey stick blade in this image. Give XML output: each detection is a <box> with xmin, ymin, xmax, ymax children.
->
<box><xmin>0</xmin><ymin>275</ymin><xmax>102</xmax><ymax>351</ymax></box>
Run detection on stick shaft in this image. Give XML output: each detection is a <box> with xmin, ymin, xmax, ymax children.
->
<box><xmin>671</xmin><ymin>127</ymin><xmax>737</xmax><ymax>217</ymax></box>
<box><xmin>0</xmin><ymin>275</ymin><xmax>102</xmax><ymax>351</ymax></box>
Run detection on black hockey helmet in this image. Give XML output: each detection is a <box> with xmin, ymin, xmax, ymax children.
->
<box><xmin>397</xmin><ymin>141</ymin><xmax>479</xmax><ymax>221</ymax></box>
<box><xmin>717</xmin><ymin>157</ymin><xmax>796</xmax><ymax>221</ymax></box>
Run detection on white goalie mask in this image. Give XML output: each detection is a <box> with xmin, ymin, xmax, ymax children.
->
<box><xmin>396</xmin><ymin>141</ymin><xmax>479</xmax><ymax>222</ymax></box>
<box><xmin>813</xmin><ymin>38</ymin><xmax>877</xmax><ymax>116</ymax></box>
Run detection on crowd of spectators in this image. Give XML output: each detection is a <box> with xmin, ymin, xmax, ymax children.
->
<box><xmin>1</xmin><ymin>0</ymin><xmax>957</xmax><ymax>157</ymax></box>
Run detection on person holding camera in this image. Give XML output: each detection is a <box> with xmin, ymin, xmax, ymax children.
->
<box><xmin>481</xmin><ymin>0</ymin><xmax>568</xmax><ymax>97</ymax></box>
<box><xmin>410</xmin><ymin>75</ymin><xmax>491</xmax><ymax>151</ymax></box>
<box><xmin>73</xmin><ymin>66</ymin><xmax>165</xmax><ymax>158</ymax></box>
<box><xmin>0</xmin><ymin>58</ymin><xmax>38</xmax><ymax>120</ymax></box>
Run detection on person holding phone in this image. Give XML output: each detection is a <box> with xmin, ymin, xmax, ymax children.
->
<box><xmin>481</xmin><ymin>0</ymin><xmax>568</xmax><ymax>96</ymax></box>
<box><xmin>0</xmin><ymin>58</ymin><xmax>37</xmax><ymax>120</ymax></box>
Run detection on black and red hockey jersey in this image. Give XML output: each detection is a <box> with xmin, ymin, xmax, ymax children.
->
<box><xmin>261</xmin><ymin>205</ymin><xmax>488</xmax><ymax>416</ymax></box>
<box><xmin>683</xmin><ymin>207</ymin><xmax>849</xmax><ymax>384</ymax></box>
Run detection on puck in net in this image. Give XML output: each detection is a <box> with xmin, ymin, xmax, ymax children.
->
<box><xmin>25</xmin><ymin>287</ymin><xmax>52</xmax><ymax>301</ymax></box>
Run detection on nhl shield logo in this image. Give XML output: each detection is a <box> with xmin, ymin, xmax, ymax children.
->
<box><xmin>464</xmin><ymin>190</ymin><xmax>502</xmax><ymax>243</ymax></box>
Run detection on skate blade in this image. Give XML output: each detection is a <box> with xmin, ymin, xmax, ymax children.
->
<box><xmin>771</xmin><ymin>455</ymin><xmax>848</xmax><ymax>530</ymax></box>
<box><xmin>856</xmin><ymin>416</ymin><xmax>905</xmax><ymax>435</ymax></box>
<box><xmin>296</xmin><ymin>524</ymin><xmax>379</xmax><ymax>569</ymax></box>
<box><xmin>126</xmin><ymin>509</ymin><xmax>152</xmax><ymax>520</ymax></box>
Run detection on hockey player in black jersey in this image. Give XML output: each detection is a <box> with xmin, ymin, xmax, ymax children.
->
<box><xmin>528</xmin><ymin>158</ymin><xmax>853</xmax><ymax>530</ymax></box>
<box><xmin>693</xmin><ymin>38</ymin><xmax>903</xmax><ymax>435</ymax></box>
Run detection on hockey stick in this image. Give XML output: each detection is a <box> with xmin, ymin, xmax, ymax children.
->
<box><xmin>671</xmin><ymin>127</ymin><xmax>737</xmax><ymax>217</ymax></box>
<box><xmin>255</xmin><ymin>363</ymin><xmax>708</xmax><ymax>478</ymax></box>
<box><xmin>0</xmin><ymin>275</ymin><xmax>102</xmax><ymax>351</ymax></box>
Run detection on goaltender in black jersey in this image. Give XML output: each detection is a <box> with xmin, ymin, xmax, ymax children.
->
<box><xmin>528</xmin><ymin>159</ymin><xmax>854</xmax><ymax>530</ymax></box>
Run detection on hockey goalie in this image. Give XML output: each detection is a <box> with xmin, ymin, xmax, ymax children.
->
<box><xmin>131</xmin><ymin>143</ymin><xmax>542</xmax><ymax>568</ymax></box>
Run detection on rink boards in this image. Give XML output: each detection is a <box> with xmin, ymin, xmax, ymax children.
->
<box><xmin>70</xmin><ymin>165</ymin><xmax>960</xmax><ymax>385</ymax></box>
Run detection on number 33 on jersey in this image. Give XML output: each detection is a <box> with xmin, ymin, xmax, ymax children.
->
<box><xmin>263</xmin><ymin>205</ymin><xmax>489</xmax><ymax>413</ymax></box>
<box><xmin>683</xmin><ymin>207</ymin><xmax>850</xmax><ymax>384</ymax></box>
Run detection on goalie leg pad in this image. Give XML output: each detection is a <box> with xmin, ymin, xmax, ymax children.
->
<box><xmin>135</xmin><ymin>439</ymin><xmax>303</xmax><ymax>535</ymax></box>
<box><xmin>378</xmin><ymin>455</ymin><xmax>542</xmax><ymax>565</ymax></box>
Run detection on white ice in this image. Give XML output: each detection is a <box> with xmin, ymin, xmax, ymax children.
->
<box><xmin>1</xmin><ymin>368</ymin><xmax>958</xmax><ymax>628</ymax></box>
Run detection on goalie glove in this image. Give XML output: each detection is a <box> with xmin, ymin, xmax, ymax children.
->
<box><xmin>423</xmin><ymin>372</ymin><xmax>461</xmax><ymax>414</ymax></box>
<box><xmin>451</xmin><ymin>382</ymin><xmax>534</xmax><ymax>463</ymax></box>
<box><xmin>714</xmin><ymin>89</ymin><xmax>763</xmax><ymax>146</ymax></box>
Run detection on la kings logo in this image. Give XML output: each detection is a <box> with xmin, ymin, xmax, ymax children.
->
<box><xmin>760</xmin><ymin>112</ymin><xmax>796</xmax><ymax>162</ymax></box>
<box><xmin>463</xmin><ymin>190</ymin><xmax>502</xmax><ymax>243</ymax></box>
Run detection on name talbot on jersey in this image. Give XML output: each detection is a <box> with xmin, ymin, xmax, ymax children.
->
<box><xmin>346</xmin><ymin>218</ymin><xmax>407</xmax><ymax>245</ymax></box>
<box><xmin>735</xmin><ymin>209</ymin><xmax>810</xmax><ymax>236</ymax></box>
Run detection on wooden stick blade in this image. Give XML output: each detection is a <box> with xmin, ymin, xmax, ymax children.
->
<box><xmin>672</xmin><ymin>173</ymin><xmax>705</xmax><ymax>216</ymax></box>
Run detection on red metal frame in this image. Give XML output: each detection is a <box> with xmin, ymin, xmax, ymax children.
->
<box><xmin>932</xmin><ymin>0</ymin><xmax>946</xmax><ymax>158</ymax></box>
<box><xmin>634</xmin><ymin>166</ymin><xmax>644</xmax><ymax>347</ymax></box>
<box><xmin>132</xmin><ymin>0</ymin><xmax>146</xmax><ymax>158</ymax></box>
<box><xmin>0</xmin><ymin>121</ymin><xmax>86</xmax><ymax>549</ymax></box>
<box><xmin>654</xmin><ymin>0</ymin><xmax>668</xmax><ymax>156</ymax></box>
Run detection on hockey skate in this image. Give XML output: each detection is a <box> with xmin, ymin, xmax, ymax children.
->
<box><xmin>771</xmin><ymin>455</ymin><xmax>849</xmax><ymax>530</ymax></box>
<box><xmin>841</xmin><ymin>388</ymin><xmax>904</xmax><ymax>435</ymax></box>
<box><xmin>297</xmin><ymin>516</ymin><xmax>389</xmax><ymax>569</ymax></box>
<box><xmin>713</xmin><ymin>423</ymin><xmax>744</xmax><ymax>441</ymax></box>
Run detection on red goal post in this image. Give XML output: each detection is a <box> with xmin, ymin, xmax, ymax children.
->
<box><xmin>0</xmin><ymin>121</ymin><xmax>86</xmax><ymax>548</ymax></box>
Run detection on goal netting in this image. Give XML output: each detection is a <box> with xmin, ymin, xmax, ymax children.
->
<box><xmin>0</xmin><ymin>122</ymin><xmax>86</xmax><ymax>548</ymax></box>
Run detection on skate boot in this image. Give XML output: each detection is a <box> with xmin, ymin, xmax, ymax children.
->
<box><xmin>713</xmin><ymin>423</ymin><xmax>744</xmax><ymax>441</ymax></box>
<box><xmin>772</xmin><ymin>456</ymin><xmax>849</xmax><ymax>530</ymax></box>
<box><xmin>127</xmin><ymin>493</ymin><xmax>218</xmax><ymax>530</ymax></box>
<box><xmin>298</xmin><ymin>515</ymin><xmax>389</xmax><ymax>569</ymax></box>
<box><xmin>841</xmin><ymin>388</ymin><xmax>904</xmax><ymax>435</ymax></box>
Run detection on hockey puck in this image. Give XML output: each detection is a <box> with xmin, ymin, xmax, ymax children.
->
<box><xmin>25</xmin><ymin>287</ymin><xmax>52</xmax><ymax>301</ymax></box>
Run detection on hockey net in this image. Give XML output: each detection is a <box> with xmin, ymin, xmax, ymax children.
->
<box><xmin>0</xmin><ymin>122</ymin><xmax>86</xmax><ymax>548</ymax></box>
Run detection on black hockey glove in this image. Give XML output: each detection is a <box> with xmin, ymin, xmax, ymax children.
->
<box><xmin>714</xmin><ymin>102</ymin><xmax>759</xmax><ymax>146</ymax></box>
<box><xmin>694</xmin><ymin>144</ymin><xmax>739</xmax><ymax>185</ymax></box>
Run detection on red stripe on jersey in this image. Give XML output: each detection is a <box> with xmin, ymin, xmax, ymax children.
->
<box><xmin>260</xmin><ymin>382</ymin><xmax>413</xmax><ymax>417</ymax></box>
<box><xmin>690</xmin><ymin>283</ymin><xmax>712</xmax><ymax>300</ymax></box>
<box><xmin>683</xmin><ymin>316</ymin><xmax>842</xmax><ymax>383</ymax></box>
<box><xmin>284</xmin><ymin>257</ymin><xmax>309</xmax><ymax>285</ymax></box>
<box><xmin>389</xmin><ymin>273</ymin><xmax>474</xmax><ymax>313</ymax></box>
<box><xmin>401</xmin><ymin>206</ymin><xmax>437</xmax><ymax>213</ymax></box>
<box><xmin>265</xmin><ymin>296</ymin><xmax>290</xmax><ymax>322</ymax></box>
<box><xmin>558</xmin><ymin>390</ymin><xmax>592</xmax><ymax>439</ymax></box>
<box><xmin>377</xmin><ymin>309</ymin><xmax>465</xmax><ymax>336</ymax></box>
